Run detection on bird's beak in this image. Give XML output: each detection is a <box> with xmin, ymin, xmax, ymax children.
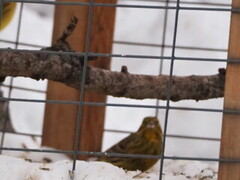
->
<box><xmin>147</xmin><ymin>120</ymin><xmax>155</xmax><ymax>128</ymax></box>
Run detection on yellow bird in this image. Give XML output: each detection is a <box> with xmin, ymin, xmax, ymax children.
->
<box><xmin>99</xmin><ymin>117</ymin><xmax>163</xmax><ymax>171</ymax></box>
<box><xmin>0</xmin><ymin>2</ymin><xmax>16</xmax><ymax>31</ymax></box>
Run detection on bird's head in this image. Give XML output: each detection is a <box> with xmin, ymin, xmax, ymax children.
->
<box><xmin>137</xmin><ymin>117</ymin><xmax>162</xmax><ymax>143</ymax></box>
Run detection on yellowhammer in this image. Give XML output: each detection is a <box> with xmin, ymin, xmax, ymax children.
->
<box><xmin>99</xmin><ymin>117</ymin><xmax>163</xmax><ymax>171</ymax></box>
<box><xmin>0</xmin><ymin>2</ymin><xmax>16</xmax><ymax>31</ymax></box>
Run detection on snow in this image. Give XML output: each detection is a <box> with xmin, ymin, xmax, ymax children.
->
<box><xmin>0</xmin><ymin>155</ymin><xmax>36</xmax><ymax>180</ymax></box>
<box><xmin>0</xmin><ymin>155</ymin><xmax>218</xmax><ymax>180</ymax></box>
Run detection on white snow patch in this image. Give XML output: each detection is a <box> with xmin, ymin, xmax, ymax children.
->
<box><xmin>0</xmin><ymin>155</ymin><xmax>218</xmax><ymax>180</ymax></box>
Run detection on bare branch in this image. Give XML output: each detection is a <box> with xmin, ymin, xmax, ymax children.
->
<box><xmin>0</xmin><ymin>49</ymin><xmax>225</xmax><ymax>101</ymax></box>
<box><xmin>88</xmin><ymin>67</ymin><xmax>225</xmax><ymax>101</ymax></box>
<box><xmin>0</xmin><ymin>17</ymin><xmax>225</xmax><ymax>102</ymax></box>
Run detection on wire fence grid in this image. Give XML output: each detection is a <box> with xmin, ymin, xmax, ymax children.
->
<box><xmin>0</xmin><ymin>0</ymin><xmax>238</xmax><ymax>180</ymax></box>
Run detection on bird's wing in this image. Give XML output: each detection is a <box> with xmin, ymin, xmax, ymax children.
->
<box><xmin>106</xmin><ymin>133</ymin><xmax>145</xmax><ymax>154</ymax></box>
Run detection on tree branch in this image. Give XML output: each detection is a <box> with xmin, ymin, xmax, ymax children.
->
<box><xmin>0</xmin><ymin>49</ymin><xmax>225</xmax><ymax>101</ymax></box>
<box><xmin>0</xmin><ymin>17</ymin><xmax>225</xmax><ymax>102</ymax></box>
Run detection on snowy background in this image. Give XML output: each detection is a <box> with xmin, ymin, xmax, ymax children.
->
<box><xmin>0</xmin><ymin>0</ymin><xmax>232</xmax><ymax>178</ymax></box>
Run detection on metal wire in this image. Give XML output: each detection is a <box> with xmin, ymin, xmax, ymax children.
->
<box><xmin>0</xmin><ymin>38</ymin><xmax>45</xmax><ymax>48</ymax></box>
<box><xmin>0</xmin><ymin>0</ymin><xmax>237</xmax><ymax>179</ymax></box>
<box><xmin>0</xmin><ymin>48</ymin><xmax>235</xmax><ymax>63</ymax></box>
<box><xmin>71</xmin><ymin>0</ymin><xmax>94</xmax><ymax>174</ymax></box>
<box><xmin>0</xmin><ymin>2</ymin><xmax>24</xmax><ymax>153</ymax></box>
<box><xmin>0</xmin><ymin>130</ymin><xmax>41</xmax><ymax>137</ymax></box>
<box><xmin>0</xmin><ymin>78</ymin><xmax>13</xmax><ymax>153</ymax></box>
<box><xmin>0</xmin><ymin>0</ymin><xmax>237</xmax><ymax>12</ymax></box>
<box><xmin>159</xmin><ymin>0</ymin><xmax>180</xmax><ymax>178</ymax></box>
<box><xmin>117</xmin><ymin>0</ymin><xmax>231</xmax><ymax>7</ymax></box>
<box><xmin>2</xmin><ymin>146</ymin><xmax>240</xmax><ymax>164</ymax></box>
<box><xmin>0</xmin><ymin>96</ymin><xmax>238</xmax><ymax>115</ymax></box>
<box><xmin>3</xmin><ymin>0</ymin><xmax>232</xmax><ymax>8</ymax></box>
<box><xmin>0</xmin><ymin>47</ymin><xmax>234</xmax><ymax>63</ymax></box>
<box><xmin>104</xmin><ymin>129</ymin><xmax>220</xmax><ymax>141</ymax></box>
<box><xmin>0</xmin><ymin>38</ymin><xmax>227</xmax><ymax>53</ymax></box>
<box><xmin>0</xmin><ymin>0</ymin><xmax>3</xmax><ymax>29</ymax></box>
<box><xmin>1</xmin><ymin>84</ymin><xmax>46</xmax><ymax>94</ymax></box>
<box><xmin>155</xmin><ymin>0</ymin><xmax>169</xmax><ymax>118</ymax></box>
<box><xmin>114</xmin><ymin>40</ymin><xmax>227</xmax><ymax>52</ymax></box>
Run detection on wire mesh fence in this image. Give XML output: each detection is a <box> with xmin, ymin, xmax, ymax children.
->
<box><xmin>0</xmin><ymin>0</ymin><xmax>238</xmax><ymax>179</ymax></box>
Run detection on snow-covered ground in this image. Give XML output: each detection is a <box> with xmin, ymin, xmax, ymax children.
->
<box><xmin>0</xmin><ymin>154</ymin><xmax>217</xmax><ymax>180</ymax></box>
<box><xmin>0</xmin><ymin>0</ymin><xmax>232</xmax><ymax>179</ymax></box>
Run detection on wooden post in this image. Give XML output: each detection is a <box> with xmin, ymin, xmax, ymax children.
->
<box><xmin>218</xmin><ymin>1</ymin><xmax>240</xmax><ymax>179</ymax></box>
<box><xmin>42</xmin><ymin>0</ymin><xmax>116</xmax><ymax>160</ymax></box>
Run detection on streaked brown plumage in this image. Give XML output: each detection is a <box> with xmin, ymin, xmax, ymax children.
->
<box><xmin>99</xmin><ymin>117</ymin><xmax>162</xmax><ymax>171</ymax></box>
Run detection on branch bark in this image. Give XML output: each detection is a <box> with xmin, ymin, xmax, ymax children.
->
<box><xmin>0</xmin><ymin>49</ymin><xmax>225</xmax><ymax>101</ymax></box>
<box><xmin>0</xmin><ymin>17</ymin><xmax>225</xmax><ymax>102</ymax></box>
